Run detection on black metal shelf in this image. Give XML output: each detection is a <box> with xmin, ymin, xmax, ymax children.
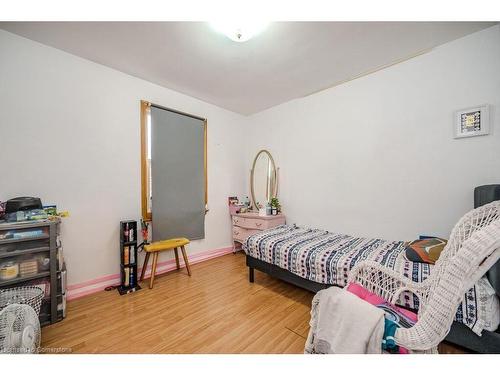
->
<box><xmin>119</xmin><ymin>221</ymin><xmax>140</xmax><ymax>295</ymax></box>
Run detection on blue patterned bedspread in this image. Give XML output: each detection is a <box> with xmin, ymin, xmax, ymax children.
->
<box><xmin>243</xmin><ymin>225</ymin><xmax>499</xmax><ymax>335</ymax></box>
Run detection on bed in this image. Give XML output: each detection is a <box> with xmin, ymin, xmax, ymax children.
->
<box><xmin>243</xmin><ymin>224</ymin><xmax>500</xmax><ymax>353</ymax></box>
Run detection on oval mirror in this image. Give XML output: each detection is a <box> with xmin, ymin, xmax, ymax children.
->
<box><xmin>250</xmin><ymin>150</ymin><xmax>277</xmax><ymax>210</ymax></box>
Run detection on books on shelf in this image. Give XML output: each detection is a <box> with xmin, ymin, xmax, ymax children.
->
<box><xmin>124</xmin><ymin>268</ymin><xmax>130</xmax><ymax>287</ymax></box>
<box><xmin>122</xmin><ymin>246</ymin><xmax>136</xmax><ymax>265</ymax></box>
<box><xmin>129</xmin><ymin>268</ymin><xmax>134</xmax><ymax>287</ymax></box>
<box><xmin>122</xmin><ymin>222</ymin><xmax>135</xmax><ymax>243</ymax></box>
<box><xmin>122</xmin><ymin>266</ymin><xmax>136</xmax><ymax>288</ymax></box>
<box><xmin>123</xmin><ymin>246</ymin><xmax>129</xmax><ymax>264</ymax></box>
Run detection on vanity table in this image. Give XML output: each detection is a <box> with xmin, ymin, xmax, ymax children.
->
<box><xmin>232</xmin><ymin>212</ymin><xmax>285</xmax><ymax>252</ymax></box>
<box><xmin>232</xmin><ymin>148</ymin><xmax>284</xmax><ymax>252</ymax></box>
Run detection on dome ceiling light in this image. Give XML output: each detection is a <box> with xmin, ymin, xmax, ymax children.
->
<box><xmin>210</xmin><ymin>21</ymin><xmax>269</xmax><ymax>42</ymax></box>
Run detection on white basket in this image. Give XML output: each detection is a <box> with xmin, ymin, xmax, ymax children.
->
<box><xmin>0</xmin><ymin>286</ymin><xmax>45</xmax><ymax>316</ymax></box>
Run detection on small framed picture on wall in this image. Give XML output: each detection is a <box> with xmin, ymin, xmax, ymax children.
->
<box><xmin>454</xmin><ymin>104</ymin><xmax>490</xmax><ymax>139</ymax></box>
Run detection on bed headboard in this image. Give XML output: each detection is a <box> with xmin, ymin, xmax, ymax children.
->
<box><xmin>474</xmin><ymin>185</ymin><xmax>500</xmax><ymax>297</ymax></box>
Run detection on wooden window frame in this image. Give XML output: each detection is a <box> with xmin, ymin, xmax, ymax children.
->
<box><xmin>141</xmin><ymin>100</ymin><xmax>207</xmax><ymax>222</ymax></box>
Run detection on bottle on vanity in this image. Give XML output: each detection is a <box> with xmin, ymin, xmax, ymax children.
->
<box><xmin>266</xmin><ymin>202</ymin><xmax>272</xmax><ymax>216</ymax></box>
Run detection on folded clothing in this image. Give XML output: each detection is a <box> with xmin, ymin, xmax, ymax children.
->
<box><xmin>305</xmin><ymin>287</ymin><xmax>385</xmax><ymax>354</ymax></box>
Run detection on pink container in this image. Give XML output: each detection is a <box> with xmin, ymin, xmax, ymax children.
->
<box><xmin>229</xmin><ymin>205</ymin><xmax>243</xmax><ymax>215</ymax></box>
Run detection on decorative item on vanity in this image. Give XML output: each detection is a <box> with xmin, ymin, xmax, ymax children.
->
<box><xmin>257</xmin><ymin>202</ymin><xmax>267</xmax><ymax>217</ymax></box>
<box><xmin>270</xmin><ymin>197</ymin><xmax>281</xmax><ymax>216</ymax></box>
<box><xmin>118</xmin><ymin>220</ymin><xmax>141</xmax><ymax>295</ymax></box>
<box><xmin>265</xmin><ymin>202</ymin><xmax>272</xmax><ymax>216</ymax></box>
<box><xmin>243</xmin><ymin>196</ymin><xmax>251</xmax><ymax>208</ymax></box>
<box><xmin>228</xmin><ymin>196</ymin><xmax>246</xmax><ymax>215</ymax></box>
<box><xmin>454</xmin><ymin>104</ymin><xmax>490</xmax><ymax>138</ymax></box>
<box><xmin>232</xmin><ymin>212</ymin><xmax>286</xmax><ymax>252</ymax></box>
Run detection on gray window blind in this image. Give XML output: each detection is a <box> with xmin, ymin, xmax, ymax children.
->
<box><xmin>151</xmin><ymin>106</ymin><xmax>205</xmax><ymax>241</ymax></box>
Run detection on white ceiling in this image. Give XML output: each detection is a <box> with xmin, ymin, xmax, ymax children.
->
<box><xmin>0</xmin><ymin>22</ymin><xmax>496</xmax><ymax>115</ymax></box>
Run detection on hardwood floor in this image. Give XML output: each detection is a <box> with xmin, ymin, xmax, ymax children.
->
<box><xmin>42</xmin><ymin>252</ymin><xmax>314</xmax><ymax>353</ymax></box>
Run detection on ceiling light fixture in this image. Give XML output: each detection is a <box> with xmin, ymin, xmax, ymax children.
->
<box><xmin>209</xmin><ymin>21</ymin><xmax>269</xmax><ymax>42</ymax></box>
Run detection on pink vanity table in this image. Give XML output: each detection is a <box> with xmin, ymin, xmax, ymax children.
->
<box><xmin>231</xmin><ymin>212</ymin><xmax>286</xmax><ymax>252</ymax></box>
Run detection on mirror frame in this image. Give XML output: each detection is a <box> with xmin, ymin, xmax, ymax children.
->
<box><xmin>250</xmin><ymin>149</ymin><xmax>277</xmax><ymax>210</ymax></box>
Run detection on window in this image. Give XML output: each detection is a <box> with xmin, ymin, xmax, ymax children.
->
<box><xmin>141</xmin><ymin>100</ymin><xmax>207</xmax><ymax>239</ymax></box>
<box><xmin>141</xmin><ymin>101</ymin><xmax>153</xmax><ymax>221</ymax></box>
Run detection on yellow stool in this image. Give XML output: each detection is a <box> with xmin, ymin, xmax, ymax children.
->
<box><xmin>140</xmin><ymin>238</ymin><xmax>191</xmax><ymax>289</ymax></box>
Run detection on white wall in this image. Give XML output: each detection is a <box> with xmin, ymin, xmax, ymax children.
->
<box><xmin>0</xmin><ymin>30</ymin><xmax>246</xmax><ymax>285</ymax></box>
<box><xmin>2</xmin><ymin>25</ymin><xmax>500</xmax><ymax>287</ymax></box>
<box><xmin>245</xmin><ymin>25</ymin><xmax>500</xmax><ymax>240</ymax></box>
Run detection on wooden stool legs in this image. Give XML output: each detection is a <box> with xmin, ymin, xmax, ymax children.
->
<box><xmin>174</xmin><ymin>247</ymin><xmax>180</xmax><ymax>270</ymax></box>
<box><xmin>140</xmin><ymin>245</ymin><xmax>191</xmax><ymax>289</ymax></box>
<box><xmin>180</xmin><ymin>245</ymin><xmax>191</xmax><ymax>276</ymax></box>
<box><xmin>140</xmin><ymin>252</ymin><xmax>150</xmax><ymax>281</ymax></box>
<box><xmin>149</xmin><ymin>252</ymin><xmax>159</xmax><ymax>289</ymax></box>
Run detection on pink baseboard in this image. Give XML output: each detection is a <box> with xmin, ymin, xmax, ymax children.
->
<box><xmin>67</xmin><ymin>246</ymin><xmax>234</xmax><ymax>301</ymax></box>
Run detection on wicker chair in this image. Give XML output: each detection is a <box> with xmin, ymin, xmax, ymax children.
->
<box><xmin>347</xmin><ymin>200</ymin><xmax>500</xmax><ymax>352</ymax></box>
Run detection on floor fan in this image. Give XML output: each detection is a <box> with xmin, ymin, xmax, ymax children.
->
<box><xmin>0</xmin><ymin>304</ymin><xmax>41</xmax><ymax>354</ymax></box>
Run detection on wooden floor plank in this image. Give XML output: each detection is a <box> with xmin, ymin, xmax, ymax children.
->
<box><xmin>42</xmin><ymin>252</ymin><xmax>314</xmax><ymax>354</ymax></box>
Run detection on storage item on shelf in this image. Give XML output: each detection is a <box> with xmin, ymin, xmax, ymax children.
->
<box><xmin>124</xmin><ymin>268</ymin><xmax>130</xmax><ymax>287</ymax></box>
<box><xmin>122</xmin><ymin>221</ymin><xmax>135</xmax><ymax>243</ymax></box>
<box><xmin>19</xmin><ymin>258</ymin><xmax>38</xmax><ymax>277</ymax></box>
<box><xmin>5</xmin><ymin>197</ymin><xmax>42</xmax><ymax>214</ymax></box>
<box><xmin>4</xmin><ymin>210</ymin><xmax>48</xmax><ymax>222</ymax></box>
<box><xmin>42</xmin><ymin>205</ymin><xmax>57</xmax><ymax>216</ymax></box>
<box><xmin>36</xmin><ymin>255</ymin><xmax>50</xmax><ymax>272</ymax></box>
<box><xmin>129</xmin><ymin>247</ymin><xmax>135</xmax><ymax>264</ymax></box>
<box><xmin>123</xmin><ymin>246</ymin><xmax>129</xmax><ymax>264</ymax></box>
<box><xmin>0</xmin><ymin>228</ymin><xmax>45</xmax><ymax>240</ymax></box>
<box><xmin>0</xmin><ymin>261</ymin><xmax>19</xmax><ymax>281</ymax></box>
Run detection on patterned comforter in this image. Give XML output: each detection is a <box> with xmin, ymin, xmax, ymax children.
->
<box><xmin>243</xmin><ymin>225</ymin><xmax>499</xmax><ymax>335</ymax></box>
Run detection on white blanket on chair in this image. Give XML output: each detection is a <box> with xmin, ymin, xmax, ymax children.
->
<box><xmin>305</xmin><ymin>287</ymin><xmax>385</xmax><ymax>354</ymax></box>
